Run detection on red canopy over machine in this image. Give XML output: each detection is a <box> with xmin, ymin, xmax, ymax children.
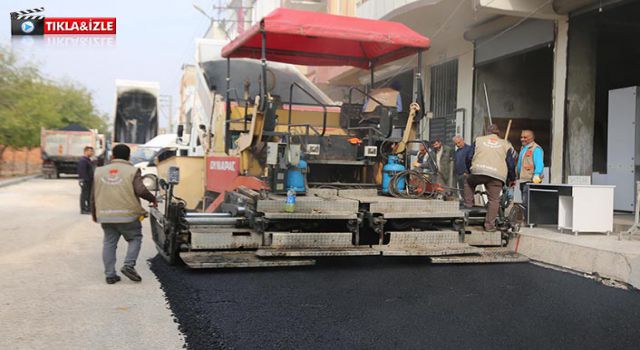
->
<box><xmin>221</xmin><ymin>8</ymin><xmax>430</xmax><ymax>68</ymax></box>
<box><xmin>219</xmin><ymin>8</ymin><xmax>431</xmax><ymax>145</ymax></box>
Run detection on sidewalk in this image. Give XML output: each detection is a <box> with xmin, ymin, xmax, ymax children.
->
<box><xmin>516</xmin><ymin>225</ymin><xmax>640</xmax><ymax>289</ymax></box>
<box><xmin>0</xmin><ymin>174</ymin><xmax>42</xmax><ymax>188</ymax></box>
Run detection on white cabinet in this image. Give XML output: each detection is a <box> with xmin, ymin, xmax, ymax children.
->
<box><xmin>557</xmin><ymin>185</ymin><xmax>614</xmax><ymax>235</ymax></box>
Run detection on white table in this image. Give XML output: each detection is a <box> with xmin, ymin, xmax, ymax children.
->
<box><xmin>528</xmin><ymin>184</ymin><xmax>615</xmax><ymax>235</ymax></box>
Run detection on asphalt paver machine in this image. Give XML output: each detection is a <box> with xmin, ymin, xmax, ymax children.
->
<box><xmin>150</xmin><ymin>8</ymin><xmax>526</xmax><ymax>268</ymax></box>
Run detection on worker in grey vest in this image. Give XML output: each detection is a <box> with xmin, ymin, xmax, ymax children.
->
<box><xmin>463</xmin><ymin>124</ymin><xmax>516</xmax><ymax>232</ymax></box>
<box><xmin>92</xmin><ymin>144</ymin><xmax>157</xmax><ymax>284</ymax></box>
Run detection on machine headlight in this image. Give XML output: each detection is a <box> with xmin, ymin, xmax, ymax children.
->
<box><xmin>142</xmin><ymin>174</ymin><xmax>158</xmax><ymax>192</ymax></box>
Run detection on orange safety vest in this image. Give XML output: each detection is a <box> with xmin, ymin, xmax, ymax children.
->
<box><xmin>519</xmin><ymin>142</ymin><xmax>543</xmax><ymax>181</ymax></box>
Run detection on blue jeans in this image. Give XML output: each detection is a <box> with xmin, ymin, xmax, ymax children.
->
<box><xmin>101</xmin><ymin>221</ymin><xmax>142</xmax><ymax>278</ymax></box>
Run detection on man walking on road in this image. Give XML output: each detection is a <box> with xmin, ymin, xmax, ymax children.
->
<box><xmin>92</xmin><ymin>144</ymin><xmax>157</xmax><ymax>284</ymax></box>
<box><xmin>463</xmin><ymin>124</ymin><xmax>516</xmax><ymax>232</ymax></box>
<box><xmin>78</xmin><ymin>146</ymin><xmax>94</xmax><ymax>214</ymax></box>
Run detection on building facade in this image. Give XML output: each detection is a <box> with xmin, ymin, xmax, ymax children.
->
<box><xmin>354</xmin><ymin>0</ymin><xmax>640</xmax><ymax>187</ymax></box>
<box><xmin>198</xmin><ymin>0</ymin><xmax>640</xmax><ymax>199</ymax></box>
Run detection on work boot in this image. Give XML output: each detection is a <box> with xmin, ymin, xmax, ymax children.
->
<box><xmin>106</xmin><ymin>275</ymin><xmax>121</xmax><ymax>284</ymax></box>
<box><xmin>484</xmin><ymin>226</ymin><xmax>497</xmax><ymax>232</ymax></box>
<box><xmin>121</xmin><ymin>265</ymin><xmax>142</xmax><ymax>282</ymax></box>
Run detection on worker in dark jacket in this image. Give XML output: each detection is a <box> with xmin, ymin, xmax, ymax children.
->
<box><xmin>414</xmin><ymin>143</ymin><xmax>429</xmax><ymax>168</ymax></box>
<box><xmin>430</xmin><ymin>138</ymin><xmax>454</xmax><ymax>187</ymax></box>
<box><xmin>413</xmin><ymin>139</ymin><xmax>453</xmax><ymax>187</ymax></box>
<box><xmin>463</xmin><ymin>124</ymin><xmax>516</xmax><ymax>232</ymax></box>
<box><xmin>452</xmin><ymin>135</ymin><xmax>473</xmax><ymax>194</ymax></box>
<box><xmin>78</xmin><ymin>146</ymin><xmax>95</xmax><ymax>214</ymax></box>
<box><xmin>92</xmin><ymin>144</ymin><xmax>157</xmax><ymax>284</ymax></box>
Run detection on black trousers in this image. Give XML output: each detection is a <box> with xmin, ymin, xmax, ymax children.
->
<box><xmin>80</xmin><ymin>180</ymin><xmax>92</xmax><ymax>213</ymax></box>
<box><xmin>519</xmin><ymin>181</ymin><xmax>531</xmax><ymax>218</ymax></box>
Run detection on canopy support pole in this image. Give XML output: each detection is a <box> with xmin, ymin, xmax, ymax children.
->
<box><xmin>260</xmin><ymin>26</ymin><xmax>267</xmax><ymax>112</ymax></box>
<box><xmin>370</xmin><ymin>61</ymin><xmax>374</xmax><ymax>89</ymax></box>
<box><xmin>416</xmin><ymin>52</ymin><xmax>423</xmax><ymax>103</ymax></box>
<box><xmin>225</xmin><ymin>57</ymin><xmax>231</xmax><ymax>154</ymax></box>
<box><xmin>415</xmin><ymin>51</ymin><xmax>425</xmax><ymax>123</ymax></box>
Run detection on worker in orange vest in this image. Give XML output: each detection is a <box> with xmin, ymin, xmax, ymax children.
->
<box><xmin>517</xmin><ymin>130</ymin><xmax>544</xmax><ymax>211</ymax></box>
<box><xmin>517</xmin><ymin>130</ymin><xmax>544</xmax><ymax>188</ymax></box>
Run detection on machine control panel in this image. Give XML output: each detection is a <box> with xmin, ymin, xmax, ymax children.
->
<box><xmin>168</xmin><ymin>166</ymin><xmax>180</xmax><ymax>185</ymax></box>
<box><xmin>266</xmin><ymin>142</ymin><xmax>279</xmax><ymax>165</ymax></box>
<box><xmin>306</xmin><ymin>144</ymin><xmax>320</xmax><ymax>155</ymax></box>
<box><xmin>364</xmin><ymin>146</ymin><xmax>378</xmax><ymax>157</ymax></box>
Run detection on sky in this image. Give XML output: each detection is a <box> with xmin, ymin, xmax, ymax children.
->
<box><xmin>0</xmin><ymin>0</ymin><xmax>213</xmax><ymax>129</ymax></box>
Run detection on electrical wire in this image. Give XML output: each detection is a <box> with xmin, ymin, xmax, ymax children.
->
<box><xmin>374</xmin><ymin>0</ymin><xmax>469</xmax><ymax>89</ymax></box>
<box><xmin>431</xmin><ymin>0</ymin><xmax>469</xmax><ymax>40</ymax></box>
<box><xmin>427</xmin><ymin>0</ymin><xmax>554</xmax><ymax>68</ymax></box>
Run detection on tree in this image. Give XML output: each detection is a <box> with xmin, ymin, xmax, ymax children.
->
<box><xmin>0</xmin><ymin>46</ymin><xmax>108</xmax><ymax>171</ymax></box>
<box><xmin>0</xmin><ymin>47</ymin><xmax>40</xmax><ymax>158</ymax></box>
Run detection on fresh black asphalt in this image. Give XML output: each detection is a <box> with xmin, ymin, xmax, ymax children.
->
<box><xmin>151</xmin><ymin>257</ymin><xmax>640</xmax><ymax>350</ymax></box>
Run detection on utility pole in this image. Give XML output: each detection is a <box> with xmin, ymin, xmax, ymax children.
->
<box><xmin>159</xmin><ymin>94</ymin><xmax>173</xmax><ymax>133</ymax></box>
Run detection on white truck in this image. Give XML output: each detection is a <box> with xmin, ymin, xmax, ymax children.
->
<box><xmin>131</xmin><ymin>133</ymin><xmax>183</xmax><ymax>176</ymax></box>
<box><xmin>40</xmin><ymin>125</ymin><xmax>105</xmax><ymax>179</ymax></box>
<box><xmin>113</xmin><ymin>80</ymin><xmax>160</xmax><ymax>145</ymax></box>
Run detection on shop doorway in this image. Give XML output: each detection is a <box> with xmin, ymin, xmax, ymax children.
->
<box><xmin>588</xmin><ymin>1</ymin><xmax>640</xmax><ymax>172</ymax></box>
<box><xmin>473</xmin><ymin>47</ymin><xmax>554</xmax><ymax>165</ymax></box>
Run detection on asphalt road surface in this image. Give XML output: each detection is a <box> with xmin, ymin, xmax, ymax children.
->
<box><xmin>6</xmin><ymin>177</ymin><xmax>640</xmax><ymax>350</ymax></box>
<box><xmin>152</xmin><ymin>256</ymin><xmax>640</xmax><ymax>350</ymax></box>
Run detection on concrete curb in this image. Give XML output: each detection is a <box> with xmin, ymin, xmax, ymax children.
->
<box><xmin>517</xmin><ymin>230</ymin><xmax>640</xmax><ymax>289</ymax></box>
<box><xmin>0</xmin><ymin>174</ymin><xmax>43</xmax><ymax>188</ymax></box>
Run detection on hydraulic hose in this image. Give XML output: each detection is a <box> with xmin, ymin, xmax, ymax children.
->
<box><xmin>388</xmin><ymin>169</ymin><xmax>437</xmax><ymax>199</ymax></box>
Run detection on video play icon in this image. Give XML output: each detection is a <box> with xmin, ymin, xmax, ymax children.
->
<box><xmin>10</xmin><ymin>7</ymin><xmax>45</xmax><ymax>36</ymax></box>
<box><xmin>21</xmin><ymin>21</ymin><xmax>35</xmax><ymax>33</ymax></box>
